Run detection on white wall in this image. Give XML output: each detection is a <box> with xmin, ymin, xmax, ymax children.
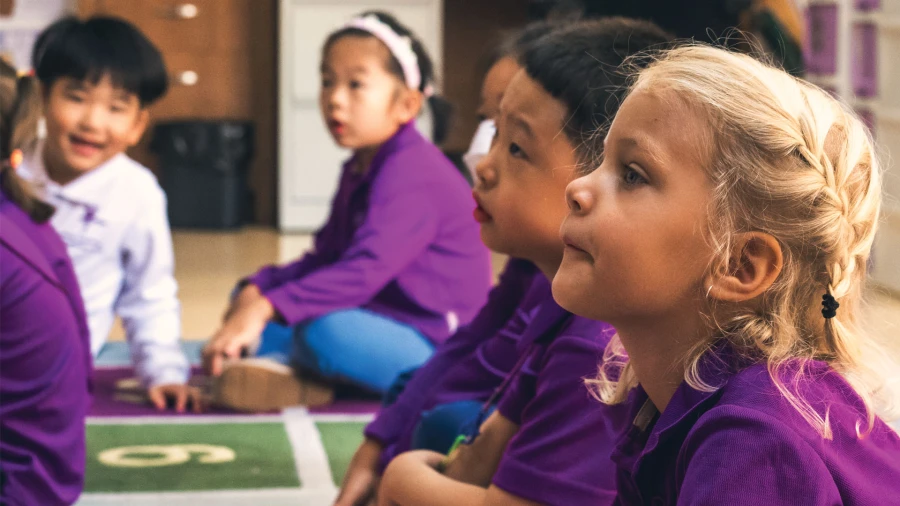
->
<box><xmin>0</xmin><ymin>0</ymin><xmax>74</xmax><ymax>69</ymax></box>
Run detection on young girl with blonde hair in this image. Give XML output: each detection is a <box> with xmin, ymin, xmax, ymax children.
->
<box><xmin>553</xmin><ymin>44</ymin><xmax>900</xmax><ymax>504</ymax></box>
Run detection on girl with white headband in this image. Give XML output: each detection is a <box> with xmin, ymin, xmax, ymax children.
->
<box><xmin>203</xmin><ymin>11</ymin><xmax>491</xmax><ymax>412</ymax></box>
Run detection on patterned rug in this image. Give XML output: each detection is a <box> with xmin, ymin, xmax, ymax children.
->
<box><xmin>78</xmin><ymin>342</ymin><xmax>378</xmax><ymax>506</ymax></box>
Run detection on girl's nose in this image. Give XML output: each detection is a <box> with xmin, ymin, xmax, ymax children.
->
<box><xmin>565</xmin><ymin>174</ymin><xmax>595</xmax><ymax>215</ymax></box>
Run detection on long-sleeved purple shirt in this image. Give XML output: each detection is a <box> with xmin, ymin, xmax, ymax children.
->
<box><xmin>612</xmin><ymin>346</ymin><xmax>900</xmax><ymax>505</ymax></box>
<box><xmin>491</xmin><ymin>278</ymin><xmax>628</xmax><ymax>506</ymax></box>
<box><xmin>0</xmin><ymin>189</ymin><xmax>92</xmax><ymax>506</ymax></box>
<box><xmin>364</xmin><ymin>259</ymin><xmax>540</xmax><ymax>469</ymax></box>
<box><xmin>249</xmin><ymin>122</ymin><xmax>492</xmax><ymax>343</ymax></box>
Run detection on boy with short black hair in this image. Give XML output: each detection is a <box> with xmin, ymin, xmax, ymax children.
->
<box><xmin>20</xmin><ymin>16</ymin><xmax>198</xmax><ymax>411</ymax></box>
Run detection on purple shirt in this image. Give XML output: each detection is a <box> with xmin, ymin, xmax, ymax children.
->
<box><xmin>612</xmin><ymin>346</ymin><xmax>900</xmax><ymax>505</ymax></box>
<box><xmin>0</xmin><ymin>189</ymin><xmax>92</xmax><ymax>506</ymax></box>
<box><xmin>364</xmin><ymin>259</ymin><xmax>540</xmax><ymax>469</ymax></box>
<box><xmin>249</xmin><ymin>122</ymin><xmax>492</xmax><ymax>343</ymax></box>
<box><xmin>492</xmin><ymin>278</ymin><xmax>627</xmax><ymax>506</ymax></box>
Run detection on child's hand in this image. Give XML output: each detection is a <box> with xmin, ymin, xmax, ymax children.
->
<box><xmin>335</xmin><ymin>438</ymin><xmax>383</xmax><ymax>506</ymax></box>
<box><xmin>148</xmin><ymin>383</ymin><xmax>206</xmax><ymax>413</ymax></box>
<box><xmin>378</xmin><ymin>450</ymin><xmax>447</xmax><ymax>506</ymax></box>
<box><xmin>203</xmin><ymin>297</ymin><xmax>275</xmax><ymax>376</ymax></box>
<box><xmin>442</xmin><ymin>412</ymin><xmax>518</xmax><ymax>487</ymax></box>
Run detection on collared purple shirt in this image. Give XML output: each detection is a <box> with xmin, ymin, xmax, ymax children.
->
<box><xmin>249</xmin><ymin>122</ymin><xmax>492</xmax><ymax>343</ymax></box>
<box><xmin>612</xmin><ymin>347</ymin><xmax>900</xmax><ymax>505</ymax></box>
<box><xmin>364</xmin><ymin>259</ymin><xmax>540</xmax><ymax>469</ymax></box>
<box><xmin>0</xmin><ymin>188</ymin><xmax>92</xmax><ymax>506</ymax></box>
<box><xmin>491</xmin><ymin>278</ymin><xmax>628</xmax><ymax>506</ymax></box>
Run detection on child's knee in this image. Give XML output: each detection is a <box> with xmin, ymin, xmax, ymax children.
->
<box><xmin>303</xmin><ymin>311</ymin><xmax>357</xmax><ymax>352</ymax></box>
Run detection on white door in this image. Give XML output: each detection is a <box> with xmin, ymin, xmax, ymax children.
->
<box><xmin>278</xmin><ymin>0</ymin><xmax>442</xmax><ymax>231</ymax></box>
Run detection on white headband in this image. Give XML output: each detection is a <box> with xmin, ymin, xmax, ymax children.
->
<box><xmin>343</xmin><ymin>14</ymin><xmax>431</xmax><ymax>95</ymax></box>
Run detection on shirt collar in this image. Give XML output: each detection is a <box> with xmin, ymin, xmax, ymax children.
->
<box><xmin>617</xmin><ymin>342</ymin><xmax>742</xmax><ymax>461</ymax></box>
<box><xmin>345</xmin><ymin>121</ymin><xmax>423</xmax><ymax>182</ymax></box>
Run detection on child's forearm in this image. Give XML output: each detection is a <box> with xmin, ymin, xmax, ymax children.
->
<box><xmin>380</xmin><ymin>453</ymin><xmax>488</xmax><ymax>506</ymax></box>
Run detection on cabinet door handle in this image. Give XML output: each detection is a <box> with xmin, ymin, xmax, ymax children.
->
<box><xmin>175</xmin><ymin>3</ymin><xmax>199</xmax><ymax>19</ymax></box>
<box><xmin>178</xmin><ymin>70</ymin><xmax>198</xmax><ymax>86</ymax></box>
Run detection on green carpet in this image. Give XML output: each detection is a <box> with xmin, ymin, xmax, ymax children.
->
<box><xmin>315</xmin><ymin>421</ymin><xmax>367</xmax><ymax>485</ymax></box>
<box><xmin>85</xmin><ymin>423</ymin><xmax>300</xmax><ymax>492</ymax></box>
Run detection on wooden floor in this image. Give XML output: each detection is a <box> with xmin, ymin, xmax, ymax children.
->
<box><xmin>110</xmin><ymin>228</ymin><xmax>900</xmax><ymax>361</ymax></box>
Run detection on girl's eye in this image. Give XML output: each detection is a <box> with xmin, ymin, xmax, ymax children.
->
<box><xmin>321</xmin><ymin>78</ymin><xmax>333</xmax><ymax>88</ymax></box>
<box><xmin>509</xmin><ymin>142</ymin><xmax>525</xmax><ymax>159</ymax></box>
<box><xmin>349</xmin><ymin>80</ymin><xmax>363</xmax><ymax>90</ymax></box>
<box><xmin>65</xmin><ymin>92</ymin><xmax>85</xmax><ymax>103</ymax></box>
<box><xmin>623</xmin><ymin>165</ymin><xmax>648</xmax><ymax>186</ymax></box>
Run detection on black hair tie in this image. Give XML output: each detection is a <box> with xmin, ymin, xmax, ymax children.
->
<box><xmin>821</xmin><ymin>293</ymin><xmax>840</xmax><ymax>319</ymax></box>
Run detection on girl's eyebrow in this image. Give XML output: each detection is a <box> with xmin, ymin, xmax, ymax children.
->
<box><xmin>608</xmin><ymin>135</ymin><xmax>668</xmax><ymax>170</ymax></box>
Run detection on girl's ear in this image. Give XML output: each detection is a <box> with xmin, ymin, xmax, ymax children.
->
<box><xmin>705</xmin><ymin>232</ymin><xmax>783</xmax><ymax>303</ymax></box>
<box><xmin>393</xmin><ymin>86</ymin><xmax>424</xmax><ymax>125</ymax></box>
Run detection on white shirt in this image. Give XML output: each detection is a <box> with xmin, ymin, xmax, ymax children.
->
<box><xmin>19</xmin><ymin>148</ymin><xmax>189</xmax><ymax>387</ymax></box>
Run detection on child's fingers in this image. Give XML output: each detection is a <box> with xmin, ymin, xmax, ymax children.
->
<box><xmin>174</xmin><ymin>388</ymin><xmax>188</xmax><ymax>413</ymax></box>
<box><xmin>334</xmin><ymin>471</ymin><xmax>374</xmax><ymax>506</ymax></box>
<box><xmin>191</xmin><ymin>389</ymin><xmax>206</xmax><ymax>413</ymax></box>
<box><xmin>201</xmin><ymin>341</ymin><xmax>222</xmax><ymax>375</ymax></box>
<box><xmin>205</xmin><ymin>337</ymin><xmax>231</xmax><ymax>376</ymax></box>
<box><xmin>210</xmin><ymin>353</ymin><xmax>224</xmax><ymax>377</ymax></box>
<box><xmin>148</xmin><ymin>388</ymin><xmax>166</xmax><ymax>410</ymax></box>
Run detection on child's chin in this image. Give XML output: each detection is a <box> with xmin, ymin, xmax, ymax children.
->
<box><xmin>64</xmin><ymin>156</ymin><xmax>104</xmax><ymax>174</ymax></box>
<box><xmin>551</xmin><ymin>270</ymin><xmax>590</xmax><ymax>313</ymax></box>
<box><xmin>478</xmin><ymin>227</ymin><xmax>509</xmax><ymax>254</ymax></box>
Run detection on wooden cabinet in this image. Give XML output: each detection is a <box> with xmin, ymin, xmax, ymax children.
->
<box><xmin>78</xmin><ymin>0</ymin><xmax>278</xmax><ymax>225</ymax></box>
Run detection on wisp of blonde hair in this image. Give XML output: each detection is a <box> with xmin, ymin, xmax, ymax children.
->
<box><xmin>591</xmin><ymin>44</ymin><xmax>899</xmax><ymax>438</ymax></box>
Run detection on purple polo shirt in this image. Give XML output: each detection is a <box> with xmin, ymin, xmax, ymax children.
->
<box><xmin>492</xmin><ymin>278</ymin><xmax>627</xmax><ymax>506</ymax></box>
<box><xmin>0</xmin><ymin>189</ymin><xmax>92</xmax><ymax>506</ymax></box>
<box><xmin>364</xmin><ymin>259</ymin><xmax>540</xmax><ymax>469</ymax></box>
<box><xmin>249</xmin><ymin>122</ymin><xmax>492</xmax><ymax>344</ymax></box>
<box><xmin>612</xmin><ymin>346</ymin><xmax>900</xmax><ymax>505</ymax></box>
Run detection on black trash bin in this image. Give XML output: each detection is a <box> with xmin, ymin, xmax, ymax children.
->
<box><xmin>150</xmin><ymin>121</ymin><xmax>254</xmax><ymax>229</ymax></box>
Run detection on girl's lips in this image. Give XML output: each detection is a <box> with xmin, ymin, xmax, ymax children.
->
<box><xmin>562</xmin><ymin>232</ymin><xmax>592</xmax><ymax>259</ymax></box>
<box><xmin>327</xmin><ymin>119</ymin><xmax>346</xmax><ymax>136</ymax></box>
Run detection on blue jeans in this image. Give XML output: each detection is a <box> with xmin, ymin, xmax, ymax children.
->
<box><xmin>256</xmin><ymin>309</ymin><xmax>435</xmax><ymax>394</ymax></box>
<box><xmin>383</xmin><ymin>370</ymin><xmax>492</xmax><ymax>455</ymax></box>
<box><xmin>412</xmin><ymin>400</ymin><xmax>487</xmax><ymax>454</ymax></box>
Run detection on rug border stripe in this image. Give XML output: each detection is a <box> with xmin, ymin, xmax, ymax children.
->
<box><xmin>283</xmin><ymin>407</ymin><xmax>338</xmax><ymax>497</ymax></box>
